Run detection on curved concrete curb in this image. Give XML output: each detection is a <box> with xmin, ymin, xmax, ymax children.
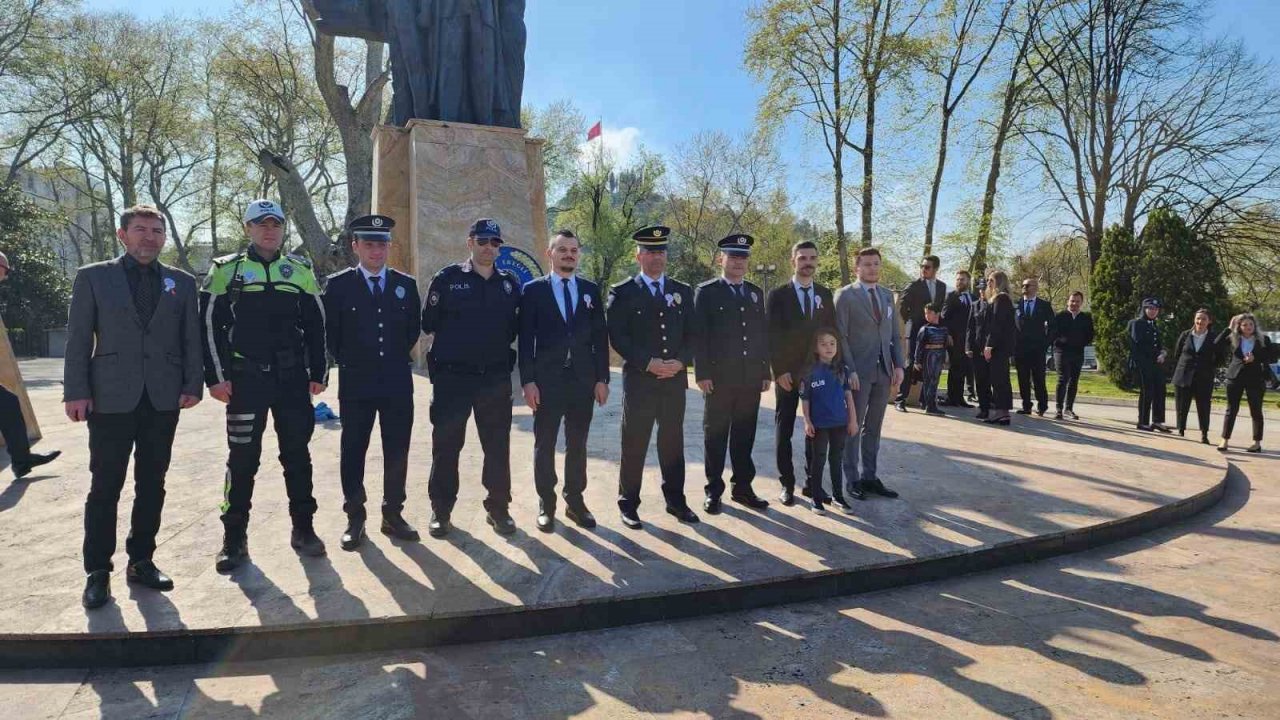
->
<box><xmin>0</xmin><ymin>470</ymin><xmax>1227</xmax><ymax>669</ymax></box>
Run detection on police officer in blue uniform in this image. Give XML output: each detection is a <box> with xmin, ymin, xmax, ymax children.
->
<box><xmin>693</xmin><ymin>234</ymin><xmax>771</xmax><ymax>514</ymax></box>
<box><xmin>608</xmin><ymin>226</ymin><xmax>699</xmax><ymax>529</ymax></box>
<box><xmin>1128</xmin><ymin>297</ymin><xmax>1172</xmax><ymax>432</ymax></box>
<box><xmin>420</xmin><ymin>218</ymin><xmax>522</xmax><ymax>537</ymax></box>
<box><xmin>323</xmin><ymin>214</ymin><xmax>422</xmax><ymax>551</ymax></box>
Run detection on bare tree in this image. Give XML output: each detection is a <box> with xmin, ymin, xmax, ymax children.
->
<box><xmin>921</xmin><ymin>0</ymin><xmax>1009</xmax><ymax>257</ymax></box>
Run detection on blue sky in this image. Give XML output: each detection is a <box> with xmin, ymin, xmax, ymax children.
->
<box><xmin>85</xmin><ymin>0</ymin><xmax>1280</xmax><ymax>255</ymax></box>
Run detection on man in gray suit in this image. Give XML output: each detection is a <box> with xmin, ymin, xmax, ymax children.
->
<box><xmin>64</xmin><ymin>204</ymin><xmax>203</xmax><ymax>610</ymax></box>
<box><xmin>834</xmin><ymin>247</ymin><xmax>903</xmax><ymax>501</ymax></box>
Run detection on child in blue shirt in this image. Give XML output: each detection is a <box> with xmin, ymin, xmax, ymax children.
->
<box><xmin>800</xmin><ymin>328</ymin><xmax>859</xmax><ymax>515</ymax></box>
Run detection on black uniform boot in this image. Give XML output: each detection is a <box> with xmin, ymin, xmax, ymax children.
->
<box><xmin>216</xmin><ymin>527</ymin><xmax>248</xmax><ymax>573</ymax></box>
<box><xmin>291</xmin><ymin>524</ymin><xmax>327</xmax><ymax>557</ymax></box>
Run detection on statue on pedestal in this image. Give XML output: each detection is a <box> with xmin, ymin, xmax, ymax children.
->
<box><xmin>310</xmin><ymin>0</ymin><xmax>526</xmax><ymax>128</ymax></box>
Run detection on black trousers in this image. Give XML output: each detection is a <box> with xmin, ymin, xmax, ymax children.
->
<box><xmin>1175</xmin><ymin>381</ymin><xmax>1213</xmax><ymax>435</ymax></box>
<box><xmin>532</xmin><ymin>371</ymin><xmax>595</xmax><ymax>512</ymax></box>
<box><xmin>1222</xmin><ymin>378</ymin><xmax>1265</xmax><ymax>442</ymax></box>
<box><xmin>971</xmin><ymin>353</ymin><xmax>992</xmax><ymax>411</ymax></box>
<box><xmin>221</xmin><ymin>366</ymin><xmax>316</xmax><ymax>533</ymax></box>
<box><xmin>895</xmin><ymin>331</ymin><xmax>920</xmax><ymax>404</ymax></box>
<box><xmin>990</xmin><ymin>351</ymin><xmax>1013</xmax><ymax>411</ymax></box>
<box><xmin>428</xmin><ymin>370</ymin><xmax>512</xmax><ymax>517</ymax></box>
<box><xmin>1135</xmin><ymin>361</ymin><xmax>1167</xmax><ymax>426</ymax></box>
<box><xmin>807</xmin><ymin>426</ymin><xmax>847</xmax><ymax>503</ymax></box>
<box><xmin>1016</xmin><ymin>348</ymin><xmax>1049</xmax><ymax>412</ymax></box>
<box><xmin>945</xmin><ymin>343</ymin><xmax>972</xmax><ymax>404</ymax></box>
<box><xmin>618</xmin><ymin>371</ymin><xmax>687</xmax><ymax>512</ymax></box>
<box><xmin>83</xmin><ymin>393</ymin><xmax>179</xmax><ymax>573</ymax></box>
<box><xmin>703</xmin><ymin>383</ymin><xmax>761</xmax><ymax>499</ymax></box>
<box><xmin>773</xmin><ymin>383</ymin><xmax>812</xmax><ymax>490</ymax></box>
<box><xmin>0</xmin><ymin>384</ymin><xmax>31</xmax><ymax>465</ymax></box>
<box><xmin>1054</xmin><ymin>351</ymin><xmax>1084</xmax><ymax>411</ymax></box>
<box><xmin>339</xmin><ymin>394</ymin><xmax>413</xmax><ymax>521</ymax></box>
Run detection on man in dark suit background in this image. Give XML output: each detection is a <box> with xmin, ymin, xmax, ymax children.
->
<box><xmin>693</xmin><ymin>234</ymin><xmax>772</xmax><ymax>514</ymax></box>
<box><xmin>1014</xmin><ymin>277</ymin><xmax>1055</xmax><ymax>415</ymax></box>
<box><xmin>519</xmin><ymin>229</ymin><xmax>609</xmax><ymax>532</ymax></box>
<box><xmin>323</xmin><ymin>214</ymin><xmax>422</xmax><ymax>551</ymax></box>
<box><xmin>766</xmin><ymin>241</ymin><xmax>835</xmax><ymax>506</ymax></box>
<box><xmin>1051</xmin><ymin>290</ymin><xmax>1094</xmax><ymax>420</ymax></box>
<box><xmin>940</xmin><ymin>269</ymin><xmax>976</xmax><ymax>408</ymax></box>
<box><xmin>895</xmin><ymin>255</ymin><xmax>946</xmax><ymax>411</ymax></box>
<box><xmin>64</xmin><ymin>204</ymin><xmax>203</xmax><ymax>609</ymax></box>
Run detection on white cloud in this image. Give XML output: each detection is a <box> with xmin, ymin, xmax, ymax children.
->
<box><xmin>576</xmin><ymin>126</ymin><xmax>643</xmax><ymax>169</ymax></box>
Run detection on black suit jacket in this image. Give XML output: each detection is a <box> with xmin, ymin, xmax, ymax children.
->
<box><xmin>965</xmin><ymin>297</ymin><xmax>990</xmax><ymax>356</ymax></box>
<box><xmin>982</xmin><ymin>294</ymin><xmax>1017</xmax><ymax>357</ymax></box>
<box><xmin>607</xmin><ymin>275</ymin><xmax>695</xmax><ymax>382</ymax></box>
<box><xmin>692</xmin><ymin>278</ymin><xmax>770</xmax><ymax>387</ymax></box>
<box><xmin>1171</xmin><ymin>328</ymin><xmax>1220</xmax><ymax>388</ymax></box>
<box><xmin>323</xmin><ymin>266</ymin><xmax>421</xmax><ymax>400</ymax></box>
<box><xmin>518</xmin><ymin>274</ymin><xmax>609</xmax><ymax>389</ymax></box>
<box><xmin>1051</xmin><ymin>310</ymin><xmax>1094</xmax><ymax>356</ymax></box>
<box><xmin>941</xmin><ymin>289</ymin><xmax>977</xmax><ymax>342</ymax></box>
<box><xmin>766</xmin><ymin>281</ymin><xmax>836</xmax><ymax>380</ymax></box>
<box><xmin>899</xmin><ymin>277</ymin><xmax>947</xmax><ymax>338</ymax></box>
<box><xmin>1014</xmin><ymin>296</ymin><xmax>1055</xmax><ymax>353</ymax></box>
<box><xmin>1216</xmin><ymin>330</ymin><xmax>1277</xmax><ymax>384</ymax></box>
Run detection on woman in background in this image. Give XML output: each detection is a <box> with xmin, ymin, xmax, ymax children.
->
<box><xmin>980</xmin><ymin>270</ymin><xmax>1016</xmax><ymax>427</ymax></box>
<box><xmin>1171</xmin><ymin>308</ymin><xmax>1220</xmax><ymax>445</ymax></box>
<box><xmin>1216</xmin><ymin>313</ymin><xmax>1276</xmax><ymax>453</ymax></box>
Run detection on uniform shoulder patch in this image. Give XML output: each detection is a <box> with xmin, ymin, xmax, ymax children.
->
<box><xmin>611</xmin><ymin>278</ymin><xmax>632</xmax><ymax>292</ymax></box>
<box><xmin>211</xmin><ymin>252</ymin><xmax>242</xmax><ymax>266</ymax></box>
<box><xmin>325</xmin><ymin>267</ymin><xmax>355</xmax><ymax>282</ymax></box>
<box><xmin>285</xmin><ymin>252</ymin><xmax>312</xmax><ymax>269</ymax></box>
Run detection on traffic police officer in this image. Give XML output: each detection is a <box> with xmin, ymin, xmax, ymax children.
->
<box><xmin>608</xmin><ymin>225</ymin><xmax>699</xmax><ymax>529</ymax></box>
<box><xmin>322</xmin><ymin>214</ymin><xmax>422</xmax><ymax>551</ymax></box>
<box><xmin>693</xmin><ymin>234</ymin><xmax>772</xmax><ymax>514</ymax></box>
<box><xmin>420</xmin><ymin>218</ymin><xmax>522</xmax><ymax>538</ymax></box>
<box><xmin>202</xmin><ymin>199</ymin><xmax>328</xmax><ymax>571</ymax></box>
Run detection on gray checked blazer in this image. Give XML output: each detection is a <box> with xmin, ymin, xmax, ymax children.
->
<box><xmin>63</xmin><ymin>256</ymin><xmax>204</xmax><ymax>414</ymax></box>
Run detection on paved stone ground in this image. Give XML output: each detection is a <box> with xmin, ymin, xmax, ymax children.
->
<box><xmin>0</xmin><ymin>359</ymin><xmax>1225</xmax><ymax>636</ymax></box>
<box><xmin>0</xmin><ymin>403</ymin><xmax>1274</xmax><ymax>719</ymax></box>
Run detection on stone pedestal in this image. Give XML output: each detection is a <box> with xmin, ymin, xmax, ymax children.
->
<box><xmin>0</xmin><ymin>313</ymin><xmax>40</xmax><ymax>448</ymax></box>
<box><xmin>371</xmin><ymin>119</ymin><xmax>547</xmax><ymax>288</ymax></box>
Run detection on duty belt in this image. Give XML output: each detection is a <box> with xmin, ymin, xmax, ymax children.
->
<box><xmin>232</xmin><ymin>350</ymin><xmax>301</xmax><ymax>374</ymax></box>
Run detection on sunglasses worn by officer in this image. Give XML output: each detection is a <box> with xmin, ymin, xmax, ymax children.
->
<box><xmin>472</xmin><ymin>236</ymin><xmax>504</xmax><ymax>247</ymax></box>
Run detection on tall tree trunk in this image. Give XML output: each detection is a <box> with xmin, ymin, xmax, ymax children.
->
<box><xmin>256</xmin><ymin>150</ymin><xmax>332</xmax><ymax>265</ymax></box>
<box><xmin>834</xmin><ymin>143</ymin><xmax>849</xmax><ymax>285</ymax></box>
<box><xmin>860</xmin><ymin>80</ymin><xmax>877</xmax><ymax>249</ymax></box>
<box><xmin>924</xmin><ymin>107</ymin><xmax>952</xmax><ymax>257</ymax></box>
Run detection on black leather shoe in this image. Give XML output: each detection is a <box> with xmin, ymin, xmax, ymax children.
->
<box><xmin>291</xmin><ymin>527</ymin><xmax>327</xmax><ymax>557</ymax></box>
<box><xmin>847</xmin><ymin>485</ymin><xmax>867</xmax><ymax>501</ymax></box>
<box><xmin>666</xmin><ymin>505</ymin><xmax>700</xmax><ymax>523</ymax></box>
<box><xmin>428</xmin><ymin>512</ymin><xmax>451</xmax><ymax>538</ymax></box>
<box><xmin>381</xmin><ymin>514</ymin><xmax>420</xmax><ymax>542</ymax></box>
<box><xmin>1016</xmin><ymin>408</ymin><xmax>1032</xmax><ymax>415</ymax></box>
<box><xmin>487</xmin><ymin>510</ymin><xmax>517</xmax><ymax>536</ymax></box>
<box><xmin>975</xmin><ymin>410</ymin><xmax>990</xmax><ymax>420</ymax></box>
<box><xmin>126</xmin><ymin>560</ymin><xmax>174</xmax><ymax>591</ymax></box>
<box><xmin>779</xmin><ymin>488</ymin><xmax>796</xmax><ymax>506</ymax></box>
<box><xmin>703</xmin><ymin>496</ymin><xmax>722</xmax><ymax>514</ymax></box>
<box><xmin>82</xmin><ymin>570</ymin><xmax>111</xmax><ymax>609</ymax></box>
<box><xmin>1152</xmin><ymin>423</ymin><xmax>1172</xmax><ymax>434</ymax></box>
<box><xmin>869</xmin><ymin>482</ymin><xmax>899</xmax><ymax>499</ymax></box>
<box><xmin>341</xmin><ymin>520</ymin><xmax>366</xmax><ymax>551</ymax></box>
<box><xmin>565</xmin><ymin>504</ymin><xmax>597</xmax><ymax>528</ymax></box>
<box><xmin>1036</xmin><ymin>408</ymin><xmax>1047</xmax><ymax>417</ymax></box>
<box><xmin>1064</xmin><ymin>409</ymin><xmax>1079</xmax><ymax>420</ymax></box>
<box><xmin>620</xmin><ymin>508</ymin><xmax>643</xmax><ymax>529</ymax></box>
<box><xmin>1201</xmin><ymin>434</ymin><xmax>1210</xmax><ymax>445</ymax></box>
<box><xmin>13</xmin><ymin>450</ymin><xmax>60</xmax><ymax>479</ymax></box>
<box><xmin>731</xmin><ymin>493</ymin><xmax>770</xmax><ymax>510</ymax></box>
<box><xmin>536</xmin><ymin>509</ymin><xmax>556</xmax><ymax>533</ymax></box>
<box><xmin>925</xmin><ymin>408</ymin><xmax>946</xmax><ymax>417</ymax></box>
<box><xmin>215</xmin><ymin>534</ymin><xmax>248</xmax><ymax>573</ymax></box>
<box><xmin>1136</xmin><ymin>423</ymin><xmax>1153</xmax><ymax>431</ymax></box>
<box><xmin>894</xmin><ymin>401</ymin><xmax>907</xmax><ymax>412</ymax></box>
<box><xmin>955</xmin><ymin>401</ymin><xmax>974</xmax><ymax>409</ymax></box>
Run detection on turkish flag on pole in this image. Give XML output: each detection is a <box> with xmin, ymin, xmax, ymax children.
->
<box><xmin>586</xmin><ymin>121</ymin><xmax>602</xmax><ymax>142</ymax></box>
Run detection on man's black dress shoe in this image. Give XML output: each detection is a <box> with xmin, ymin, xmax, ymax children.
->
<box><xmin>731</xmin><ymin>492</ymin><xmax>769</xmax><ymax>510</ymax></box>
<box><xmin>381</xmin><ymin>514</ymin><xmax>420</xmax><ymax>541</ymax></box>
<box><xmin>428</xmin><ymin>513</ymin><xmax>451</xmax><ymax>538</ymax></box>
<box><xmin>779</xmin><ymin>487</ymin><xmax>796</xmax><ymax>506</ymax></box>
<box><xmin>487</xmin><ymin>510</ymin><xmax>517</xmax><ymax>536</ymax></box>
<box><xmin>847</xmin><ymin>485</ymin><xmax>867</xmax><ymax>501</ymax></box>
<box><xmin>868</xmin><ymin>482</ymin><xmax>899</xmax><ymax>498</ymax></box>
<box><xmin>666</xmin><ymin>505</ymin><xmax>700</xmax><ymax>523</ymax></box>
<box><xmin>341</xmin><ymin>520</ymin><xmax>366</xmax><ymax>551</ymax></box>
<box><xmin>126</xmin><ymin>560</ymin><xmax>174</xmax><ymax>591</ymax></box>
<box><xmin>975</xmin><ymin>410</ymin><xmax>990</xmax><ymax>420</ymax></box>
<box><xmin>13</xmin><ymin>450</ymin><xmax>60</xmax><ymax>479</ymax></box>
<box><xmin>703</xmin><ymin>496</ymin><xmax>722</xmax><ymax>514</ymax></box>
<box><xmin>565</xmin><ymin>504</ymin><xmax>597</xmax><ymax>528</ymax></box>
<box><xmin>894</xmin><ymin>401</ymin><xmax>908</xmax><ymax>412</ymax></box>
<box><xmin>1016</xmin><ymin>408</ymin><xmax>1032</xmax><ymax>415</ymax></box>
<box><xmin>536</xmin><ymin>510</ymin><xmax>556</xmax><ymax>532</ymax></box>
<box><xmin>82</xmin><ymin>570</ymin><xmax>110</xmax><ymax>609</ymax></box>
<box><xmin>291</xmin><ymin>527</ymin><xmax>327</xmax><ymax>557</ymax></box>
<box><xmin>620</xmin><ymin>508</ymin><xmax>643</xmax><ymax>529</ymax></box>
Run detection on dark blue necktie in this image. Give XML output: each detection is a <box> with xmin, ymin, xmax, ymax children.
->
<box><xmin>802</xmin><ymin>286</ymin><xmax>812</xmax><ymax>318</ymax></box>
<box><xmin>370</xmin><ymin>275</ymin><xmax>383</xmax><ymax>302</ymax></box>
<box><xmin>650</xmin><ymin>280</ymin><xmax>661</xmax><ymax>297</ymax></box>
<box><xmin>562</xmin><ymin>278</ymin><xmax>574</xmax><ymax>326</ymax></box>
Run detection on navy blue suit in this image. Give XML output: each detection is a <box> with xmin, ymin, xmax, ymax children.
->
<box><xmin>323</xmin><ymin>266</ymin><xmax>421</xmax><ymax>521</ymax></box>
<box><xmin>518</xmin><ymin>274</ymin><xmax>609</xmax><ymax>512</ymax></box>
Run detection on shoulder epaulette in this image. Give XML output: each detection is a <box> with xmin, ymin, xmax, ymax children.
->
<box><xmin>388</xmin><ymin>267</ymin><xmax>417</xmax><ymax>282</ymax></box>
<box><xmin>697</xmin><ymin>278</ymin><xmax>719</xmax><ymax>288</ymax></box>
<box><xmin>285</xmin><ymin>252</ymin><xmax>312</xmax><ymax>269</ymax></box>
<box><xmin>611</xmin><ymin>278</ymin><xmax>633</xmax><ymax>291</ymax></box>
<box><xmin>211</xmin><ymin>252</ymin><xmax>243</xmax><ymax>266</ymax></box>
<box><xmin>326</xmin><ymin>267</ymin><xmax>355</xmax><ymax>282</ymax></box>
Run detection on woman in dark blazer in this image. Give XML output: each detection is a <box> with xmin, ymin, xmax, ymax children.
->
<box><xmin>1171</xmin><ymin>308</ymin><xmax>1220</xmax><ymax>444</ymax></box>
<box><xmin>980</xmin><ymin>270</ymin><xmax>1017</xmax><ymax>426</ymax></box>
<box><xmin>1216</xmin><ymin>313</ymin><xmax>1277</xmax><ymax>453</ymax></box>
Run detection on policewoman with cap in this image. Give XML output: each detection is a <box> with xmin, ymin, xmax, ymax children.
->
<box><xmin>420</xmin><ymin>218</ymin><xmax>522</xmax><ymax>538</ymax></box>
<box><xmin>1128</xmin><ymin>297</ymin><xmax>1172</xmax><ymax>432</ymax></box>
<box><xmin>693</xmin><ymin>233</ymin><xmax>772</xmax><ymax>514</ymax></box>
<box><xmin>201</xmin><ymin>199</ymin><xmax>329</xmax><ymax>571</ymax></box>
<box><xmin>607</xmin><ymin>225</ymin><xmax>700</xmax><ymax>529</ymax></box>
<box><xmin>322</xmin><ymin>214</ymin><xmax>422</xmax><ymax>551</ymax></box>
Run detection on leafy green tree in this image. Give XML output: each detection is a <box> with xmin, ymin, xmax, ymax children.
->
<box><xmin>1090</xmin><ymin>224</ymin><xmax>1140</xmax><ymax>388</ymax></box>
<box><xmin>0</xmin><ymin>181</ymin><xmax>71</xmax><ymax>350</ymax></box>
